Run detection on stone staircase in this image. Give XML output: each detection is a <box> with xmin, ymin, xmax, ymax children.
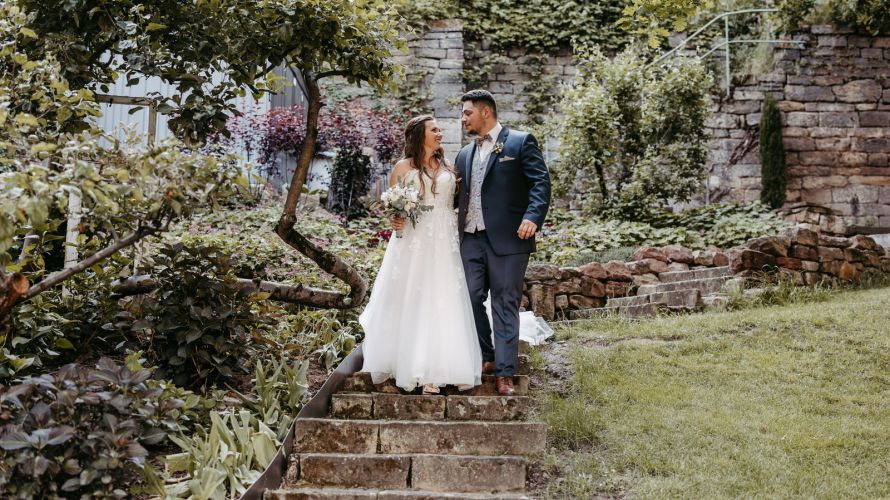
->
<box><xmin>265</xmin><ymin>369</ymin><xmax>545</xmax><ymax>499</ymax></box>
<box><xmin>567</xmin><ymin>266</ymin><xmax>739</xmax><ymax>319</ymax></box>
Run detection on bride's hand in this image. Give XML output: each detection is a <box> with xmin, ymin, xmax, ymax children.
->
<box><xmin>391</xmin><ymin>216</ymin><xmax>405</xmax><ymax>231</ymax></box>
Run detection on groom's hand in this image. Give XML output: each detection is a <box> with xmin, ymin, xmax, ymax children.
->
<box><xmin>517</xmin><ymin>219</ymin><xmax>537</xmax><ymax>239</ymax></box>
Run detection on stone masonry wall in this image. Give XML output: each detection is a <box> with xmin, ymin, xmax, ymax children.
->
<box><xmin>522</xmin><ymin>229</ymin><xmax>890</xmax><ymax>320</ymax></box>
<box><xmin>706</xmin><ymin>25</ymin><xmax>890</xmax><ymax>226</ymax></box>
<box><xmin>392</xmin><ymin>20</ymin><xmax>466</xmax><ymax>160</ymax></box>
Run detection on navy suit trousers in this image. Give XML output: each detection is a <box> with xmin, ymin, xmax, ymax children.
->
<box><xmin>460</xmin><ymin>230</ymin><xmax>529</xmax><ymax>377</ymax></box>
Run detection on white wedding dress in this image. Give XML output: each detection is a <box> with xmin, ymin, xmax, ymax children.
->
<box><xmin>360</xmin><ymin>169</ymin><xmax>482</xmax><ymax>391</ymax></box>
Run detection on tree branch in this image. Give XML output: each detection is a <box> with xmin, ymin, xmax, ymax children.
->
<box><xmin>111</xmin><ymin>275</ymin><xmax>344</xmax><ymax>305</ymax></box>
<box><xmin>21</xmin><ymin>228</ymin><xmax>153</xmax><ymax>301</ymax></box>
<box><xmin>316</xmin><ymin>69</ymin><xmax>351</xmax><ymax>80</ymax></box>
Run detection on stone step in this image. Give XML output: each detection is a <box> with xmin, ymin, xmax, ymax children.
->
<box><xmin>297</xmin><ymin>454</ymin><xmax>410</xmax><ymax>489</ymax></box>
<box><xmin>563</xmin><ymin>307</ymin><xmax>617</xmax><ymax>320</ymax></box>
<box><xmin>607</xmin><ymin>289</ymin><xmax>701</xmax><ymax>309</ymax></box>
<box><xmin>340</xmin><ymin>373</ymin><xmax>529</xmax><ymax>396</ymax></box>
<box><xmin>658</xmin><ymin>266</ymin><xmax>732</xmax><ymax>283</ymax></box>
<box><xmin>330</xmin><ymin>394</ymin><xmax>531</xmax><ymax>421</ymax></box>
<box><xmin>293</xmin><ymin>419</ymin><xmax>547</xmax><ymax>456</ymax></box>
<box><xmin>265</xmin><ymin>488</ymin><xmax>530</xmax><ymax>499</ymax></box>
<box><xmin>293</xmin><ymin>453</ymin><xmax>527</xmax><ymax>493</ymax></box>
<box><xmin>636</xmin><ymin>276</ymin><xmax>730</xmax><ymax>296</ymax></box>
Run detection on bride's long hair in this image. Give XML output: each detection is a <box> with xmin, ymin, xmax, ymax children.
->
<box><xmin>402</xmin><ymin>115</ymin><xmax>458</xmax><ymax>197</ymax></box>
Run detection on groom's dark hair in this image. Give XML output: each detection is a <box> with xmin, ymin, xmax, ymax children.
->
<box><xmin>461</xmin><ymin>89</ymin><xmax>498</xmax><ymax>118</ymax></box>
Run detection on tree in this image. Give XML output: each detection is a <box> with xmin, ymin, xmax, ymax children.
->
<box><xmin>2</xmin><ymin>0</ymin><xmax>405</xmax><ymax>323</ymax></box>
<box><xmin>760</xmin><ymin>95</ymin><xmax>787</xmax><ymax>209</ymax></box>
<box><xmin>617</xmin><ymin>0</ymin><xmax>714</xmax><ymax>47</ymax></box>
<box><xmin>553</xmin><ymin>47</ymin><xmax>713</xmax><ymax>216</ymax></box>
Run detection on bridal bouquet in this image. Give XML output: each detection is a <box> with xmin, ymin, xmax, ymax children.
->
<box><xmin>378</xmin><ymin>178</ymin><xmax>430</xmax><ymax>238</ymax></box>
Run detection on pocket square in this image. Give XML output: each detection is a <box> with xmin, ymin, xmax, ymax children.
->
<box><xmin>499</xmin><ymin>156</ymin><xmax>516</xmax><ymax>162</ymax></box>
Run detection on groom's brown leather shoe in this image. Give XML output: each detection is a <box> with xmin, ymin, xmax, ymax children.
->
<box><xmin>496</xmin><ymin>376</ymin><xmax>515</xmax><ymax>396</ymax></box>
<box><xmin>481</xmin><ymin>360</ymin><xmax>496</xmax><ymax>375</ymax></box>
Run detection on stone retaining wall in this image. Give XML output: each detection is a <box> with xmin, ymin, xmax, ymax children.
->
<box><xmin>706</xmin><ymin>25</ymin><xmax>890</xmax><ymax>226</ymax></box>
<box><xmin>523</xmin><ymin>228</ymin><xmax>890</xmax><ymax>320</ymax></box>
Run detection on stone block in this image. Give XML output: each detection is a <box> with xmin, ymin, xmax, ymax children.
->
<box><xmin>714</xmin><ymin>251</ymin><xmax>730</xmax><ymax>266</ymax></box>
<box><xmin>525</xmin><ymin>264</ymin><xmax>561</xmax><ymax>282</ymax></box>
<box><xmin>799</xmin><ymin>151</ymin><xmax>839</xmax><ymax>165</ymax></box>
<box><xmin>693</xmin><ymin>250</ymin><xmax>715</xmax><ymax>266</ymax></box>
<box><xmin>569</xmin><ymin>294</ymin><xmax>604</xmax><ymax>309</ymax></box>
<box><xmin>850</xmin><ymin>234</ymin><xmax>883</xmax><ymax>252</ymax></box>
<box><xmin>663</xmin><ymin>245</ymin><xmax>695</xmax><ymax>264</ymax></box>
<box><xmin>527</xmin><ymin>284</ymin><xmax>555</xmax><ymax>320</ymax></box>
<box><xmin>266</xmin><ymin>487</ymin><xmax>378</xmax><ymax>499</ymax></box>
<box><xmin>817</xmin><ymin>246</ymin><xmax>845</xmax><ymax>261</ymax></box>
<box><xmin>579</xmin><ymin>261</ymin><xmax>607</xmax><ymax>280</ymax></box>
<box><xmin>786</xmin><ymin>85</ymin><xmax>835</xmax><ymax>102</ymax></box>
<box><xmin>298</xmin><ymin>454</ymin><xmax>409</xmax><ymax>489</ymax></box>
<box><xmin>445</xmin><ymin>395</ymin><xmax>530</xmax><ymax>421</ymax></box>
<box><xmin>834</xmin><ymin>80</ymin><xmax>883</xmax><ymax>103</ymax></box>
<box><xmin>633</xmin><ymin>273</ymin><xmax>660</xmax><ymax>286</ymax></box>
<box><xmin>666</xmin><ymin>262</ymin><xmax>690</xmax><ymax>272</ymax></box>
<box><xmin>801</xmin><ymin>188</ymin><xmax>833</xmax><ymax>204</ymax></box>
<box><xmin>341</xmin><ymin>372</ymin><xmax>374</xmax><ymax>393</ymax></box>
<box><xmin>293</xmin><ymin>419</ymin><xmax>379</xmax><ymax>454</ymax></box>
<box><xmin>746</xmin><ymin>236</ymin><xmax>790</xmax><ymax>257</ymax></box>
<box><xmin>784</xmin><ymin>137</ymin><xmax>816</xmax><ymax>151</ymax></box>
<box><xmin>820</xmin><ymin>112</ymin><xmax>857</xmax><ymax>127</ymax></box>
<box><xmin>659</xmin><ymin>269</ymin><xmax>695</xmax><ymax>283</ymax></box>
<box><xmin>815</xmin><ymin>137</ymin><xmax>851</xmax><ymax>151</ymax></box>
<box><xmin>844</xmin><ymin>247</ymin><xmax>865</xmax><ymax>262</ymax></box>
<box><xmin>373</xmin><ymin>394</ymin><xmax>446</xmax><ymax>420</ymax></box>
<box><xmin>414</xmin><ymin>48</ymin><xmax>447</xmax><ymax>59</ymax></box>
<box><xmin>821</xmin><ymin>260</ymin><xmax>842</xmax><ymax>275</ymax></box>
<box><xmin>817</xmin><ymin>35</ymin><xmax>847</xmax><ymax>47</ymax></box>
<box><xmin>776</xmin><ymin>256</ymin><xmax>803</xmax><ymax>270</ymax></box>
<box><xmin>649</xmin><ymin>289</ymin><xmax>701</xmax><ymax>308</ymax></box>
<box><xmin>604</xmin><ymin>281</ymin><xmax>631</xmax><ymax>297</ymax></box>
<box><xmin>554</xmin><ymin>278</ymin><xmax>581</xmax><ymax>295</ymax></box>
<box><xmin>839</xmin><ymin>152</ymin><xmax>868</xmax><ymax>166</ymax></box>
<box><xmin>331</xmin><ymin>394</ymin><xmax>374</xmax><ymax>419</ymax></box>
<box><xmin>377</xmin><ymin>421</ymin><xmax>546</xmax><ymax>455</ymax></box>
<box><xmin>860</xmin><ymin>111</ymin><xmax>890</xmax><ymax>127</ymax></box>
<box><xmin>555</xmin><ymin>294</ymin><xmax>569</xmax><ymax>310</ymax></box>
<box><xmin>861</xmin><ymin>137</ymin><xmax>890</xmax><ymax>153</ymax></box>
<box><xmin>632</xmin><ymin>246</ymin><xmax>669</xmax><ymax>262</ymax></box>
<box><xmin>579</xmin><ymin>276</ymin><xmax>605</xmax><ymax>298</ymax></box>
<box><xmin>604</xmin><ymin>260</ymin><xmax>632</xmax><ymax>281</ymax></box>
<box><xmin>786</xmin><ymin>112</ymin><xmax>819</xmax><ymax>127</ymax></box>
<box><xmin>801</xmin><ymin>260</ymin><xmax>820</xmax><ymax>271</ymax></box>
<box><xmin>728</xmin><ymin>248</ymin><xmax>776</xmax><ymax>273</ymax></box>
<box><xmin>626</xmin><ymin>260</ymin><xmax>651</xmax><ymax>274</ymax></box>
<box><xmin>819</xmin><ymin>234</ymin><xmax>851</xmax><ymax>247</ymax></box>
<box><xmin>410</xmin><ymin>455</ymin><xmax>526</xmax><ymax>493</ymax></box>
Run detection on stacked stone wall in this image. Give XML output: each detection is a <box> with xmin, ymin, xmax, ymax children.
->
<box><xmin>522</xmin><ymin>229</ymin><xmax>890</xmax><ymax>320</ymax></box>
<box><xmin>706</xmin><ymin>25</ymin><xmax>890</xmax><ymax>226</ymax></box>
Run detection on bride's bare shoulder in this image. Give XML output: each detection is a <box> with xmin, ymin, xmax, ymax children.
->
<box><xmin>392</xmin><ymin>159</ymin><xmax>414</xmax><ymax>176</ymax></box>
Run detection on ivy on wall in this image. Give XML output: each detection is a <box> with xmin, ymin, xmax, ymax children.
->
<box><xmin>395</xmin><ymin>0</ymin><xmax>630</xmax><ymax>53</ymax></box>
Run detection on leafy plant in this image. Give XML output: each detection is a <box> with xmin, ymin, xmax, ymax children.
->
<box><xmin>163</xmin><ymin>357</ymin><xmax>309</xmax><ymax>499</ymax></box>
<box><xmin>114</xmin><ymin>243</ymin><xmax>262</xmax><ymax>389</ymax></box>
<box><xmin>554</xmin><ymin>47</ymin><xmax>713</xmax><ymax>216</ymax></box>
<box><xmin>0</xmin><ymin>357</ymin><xmax>199</xmax><ymax>499</ymax></box>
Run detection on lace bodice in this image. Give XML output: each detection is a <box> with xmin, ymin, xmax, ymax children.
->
<box><xmin>406</xmin><ymin>169</ymin><xmax>455</xmax><ymax>211</ymax></box>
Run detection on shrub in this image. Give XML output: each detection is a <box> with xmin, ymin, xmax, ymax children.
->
<box><xmin>554</xmin><ymin>47</ymin><xmax>713</xmax><ymax>216</ymax></box>
<box><xmin>760</xmin><ymin>97</ymin><xmax>788</xmax><ymax>209</ymax></box>
<box><xmin>114</xmin><ymin>243</ymin><xmax>261</xmax><ymax>389</ymax></box>
<box><xmin>538</xmin><ymin>204</ymin><xmax>791</xmax><ymax>266</ymax></box>
<box><xmin>0</xmin><ymin>357</ymin><xmax>202</xmax><ymax>499</ymax></box>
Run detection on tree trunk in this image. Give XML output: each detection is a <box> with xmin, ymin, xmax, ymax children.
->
<box><xmin>275</xmin><ymin>72</ymin><xmax>368</xmax><ymax>309</ymax></box>
<box><xmin>0</xmin><ymin>271</ymin><xmax>30</xmax><ymax>319</ymax></box>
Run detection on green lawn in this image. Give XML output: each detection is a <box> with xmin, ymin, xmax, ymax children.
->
<box><xmin>538</xmin><ymin>287</ymin><xmax>890</xmax><ymax>499</ymax></box>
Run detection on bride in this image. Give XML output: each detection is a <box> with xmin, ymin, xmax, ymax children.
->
<box><xmin>359</xmin><ymin>115</ymin><xmax>482</xmax><ymax>394</ymax></box>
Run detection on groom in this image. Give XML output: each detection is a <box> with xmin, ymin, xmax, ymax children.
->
<box><xmin>455</xmin><ymin>89</ymin><xmax>551</xmax><ymax>396</ymax></box>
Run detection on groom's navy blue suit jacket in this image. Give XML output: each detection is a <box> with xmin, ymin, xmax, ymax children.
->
<box><xmin>455</xmin><ymin>126</ymin><xmax>551</xmax><ymax>256</ymax></box>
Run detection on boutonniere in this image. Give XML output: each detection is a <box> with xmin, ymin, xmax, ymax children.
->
<box><xmin>492</xmin><ymin>142</ymin><xmax>504</xmax><ymax>155</ymax></box>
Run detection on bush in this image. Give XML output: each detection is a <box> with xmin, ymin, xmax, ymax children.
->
<box><xmin>114</xmin><ymin>243</ymin><xmax>262</xmax><ymax>389</ymax></box>
<box><xmin>760</xmin><ymin>98</ymin><xmax>787</xmax><ymax>210</ymax></box>
<box><xmin>0</xmin><ymin>357</ymin><xmax>203</xmax><ymax>499</ymax></box>
<box><xmin>554</xmin><ymin>47</ymin><xmax>713</xmax><ymax>216</ymax></box>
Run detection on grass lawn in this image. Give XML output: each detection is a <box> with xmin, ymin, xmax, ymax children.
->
<box><xmin>538</xmin><ymin>287</ymin><xmax>890</xmax><ymax>499</ymax></box>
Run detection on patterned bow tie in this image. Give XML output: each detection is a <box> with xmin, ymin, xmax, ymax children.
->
<box><xmin>474</xmin><ymin>134</ymin><xmax>492</xmax><ymax>147</ymax></box>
